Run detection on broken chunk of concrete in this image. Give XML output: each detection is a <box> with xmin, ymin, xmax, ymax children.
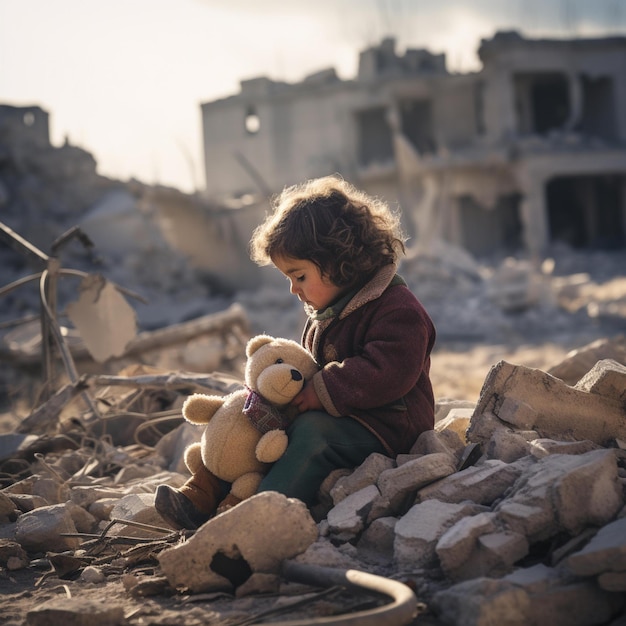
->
<box><xmin>377</xmin><ymin>452</ymin><xmax>457</xmax><ymax>512</ymax></box>
<box><xmin>566</xmin><ymin>517</ymin><xmax>626</xmax><ymax>577</ymax></box>
<box><xmin>435</xmin><ymin>407</ymin><xmax>474</xmax><ymax>441</ymax></box>
<box><xmin>485</xmin><ymin>428</ymin><xmax>537</xmax><ymax>462</ymax></box>
<box><xmin>357</xmin><ymin>516</ymin><xmax>397</xmax><ymax>564</ymax></box>
<box><xmin>496</xmin><ymin>449</ymin><xmax>622</xmax><ymax>542</ymax></box>
<box><xmin>15</xmin><ymin>504</ymin><xmax>80</xmax><ymax>553</ymax></box>
<box><xmin>329</xmin><ymin>453</ymin><xmax>395</xmax><ymax>505</ymax></box>
<box><xmin>410</xmin><ymin>428</ymin><xmax>465</xmax><ymax>458</ymax></box>
<box><xmin>0</xmin><ymin>491</ymin><xmax>18</xmax><ymax>520</ymax></box>
<box><xmin>529</xmin><ymin>438</ymin><xmax>601</xmax><ymax>458</ymax></box>
<box><xmin>109</xmin><ymin>493</ymin><xmax>170</xmax><ymax>537</ymax></box>
<box><xmin>417</xmin><ymin>459</ymin><xmax>526</xmax><ymax>506</ymax></box>
<box><xmin>468</xmin><ymin>360</ymin><xmax>626</xmax><ymax>446</ymax></box>
<box><xmin>327</xmin><ymin>484</ymin><xmax>379</xmax><ymax>537</ymax></box>
<box><xmin>0</xmin><ymin>539</ymin><xmax>29</xmax><ymax>570</ymax></box>
<box><xmin>394</xmin><ymin>500</ymin><xmax>485</xmax><ymax>568</ymax></box>
<box><xmin>431</xmin><ymin>577</ymin><xmax>532</xmax><ymax>626</ymax></box>
<box><xmin>574</xmin><ymin>358</ymin><xmax>626</xmax><ymax>403</ymax></box>
<box><xmin>158</xmin><ymin>491</ymin><xmax>318</xmax><ymax>593</ymax></box>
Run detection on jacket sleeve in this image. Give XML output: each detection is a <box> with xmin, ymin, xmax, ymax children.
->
<box><xmin>312</xmin><ymin>298</ymin><xmax>434</xmax><ymax>417</ymax></box>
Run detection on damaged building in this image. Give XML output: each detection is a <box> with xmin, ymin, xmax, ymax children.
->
<box><xmin>200</xmin><ymin>31</ymin><xmax>626</xmax><ymax>258</ymax></box>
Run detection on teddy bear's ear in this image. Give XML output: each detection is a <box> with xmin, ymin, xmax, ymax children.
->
<box><xmin>246</xmin><ymin>334</ymin><xmax>275</xmax><ymax>357</ymax></box>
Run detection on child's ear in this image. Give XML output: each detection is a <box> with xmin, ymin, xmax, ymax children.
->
<box><xmin>246</xmin><ymin>334</ymin><xmax>274</xmax><ymax>357</ymax></box>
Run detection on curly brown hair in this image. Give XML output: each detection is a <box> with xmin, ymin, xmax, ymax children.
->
<box><xmin>249</xmin><ymin>176</ymin><xmax>406</xmax><ymax>288</ymax></box>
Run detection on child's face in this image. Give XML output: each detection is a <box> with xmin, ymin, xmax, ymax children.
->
<box><xmin>273</xmin><ymin>255</ymin><xmax>344</xmax><ymax>311</ymax></box>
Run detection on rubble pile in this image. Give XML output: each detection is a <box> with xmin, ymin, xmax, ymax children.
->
<box><xmin>1</xmin><ymin>333</ymin><xmax>626</xmax><ymax>625</ymax></box>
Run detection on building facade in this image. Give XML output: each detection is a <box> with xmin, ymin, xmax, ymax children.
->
<box><xmin>200</xmin><ymin>32</ymin><xmax>626</xmax><ymax>258</ymax></box>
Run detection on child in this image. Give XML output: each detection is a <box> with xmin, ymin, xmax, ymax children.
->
<box><xmin>249</xmin><ymin>175</ymin><xmax>436</xmax><ymax>508</ymax></box>
<box><xmin>156</xmin><ymin>175</ymin><xmax>436</xmax><ymax>529</ymax></box>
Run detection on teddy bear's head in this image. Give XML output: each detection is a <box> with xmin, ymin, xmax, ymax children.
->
<box><xmin>244</xmin><ymin>335</ymin><xmax>318</xmax><ymax>405</ymax></box>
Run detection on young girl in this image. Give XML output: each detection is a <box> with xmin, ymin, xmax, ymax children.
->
<box><xmin>156</xmin><ymin>175</ymin><xmax>436</xmax><ymax>529</ymax></box>
<box><xmin>249</xmin><ymin>175</ymin><xmax>436</xmax><ymax>508</ymax></box>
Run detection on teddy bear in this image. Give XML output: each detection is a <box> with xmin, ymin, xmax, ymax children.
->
<box><xmin>155</xmin><ymin>334</ymin><xmax>319</xmax><ymax>530</ymax></box>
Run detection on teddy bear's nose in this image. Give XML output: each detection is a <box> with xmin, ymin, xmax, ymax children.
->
<box><xmin>290</xmin><ymin>369</ymin><xmax>303</xmax><ymax>382</ymax></box>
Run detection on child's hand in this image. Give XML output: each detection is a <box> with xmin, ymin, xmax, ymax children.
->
<box><xmin>291</xmin><ymin>383</ymin><xmax>323</xmax><ymax>413</ymax></box>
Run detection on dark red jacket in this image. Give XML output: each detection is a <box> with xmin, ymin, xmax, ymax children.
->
<box><xmin>303</xmin><ymin>264</ymin><xmax>436</xmax><ymax>455</ymax></box>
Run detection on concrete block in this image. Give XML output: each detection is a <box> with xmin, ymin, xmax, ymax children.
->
<box><xmin>486</xmin><ymin>428</ymin><xmax>536</xmax><ymax>462</ymax></box>
<box><xmin>158</xmin><ymin>492</ymin><xmax>318</xmax><ymax>593</ymax></box>
<box><xmin>411</xmin><ymin>428</ymin><xmax>465</xmax><ymax>458</ymax></box>
<box><xmin>468</xmin><ymin>361</ymin><xmax>626</xmax><ymax>446</ymax></box>
<box><xmin>15</xmin><ymin>504</ymin><xmax>80</xmax><ymax>553</ymax></box>
<box><xmin>567</xmin><ymin>517</ymin><xmax>626</xmax><ymax>577</ymax></box>
<box><xmin>418</xmin><ymin>459</ymin><xmax>524</xmax><ymax>506</ymax></box>
<box><xmin>496</xmin><ymin>397</ymin><xmax>538</xmax><ymax>429</ymax></box>
<box><xmin>435</xmin><ymin>407</ymin><xmax>474</xmax><ymax>441</ymax></box>
<box><xmin>377</xmin><ymin>452</ymin><xmax>457</xmax><ymax>510</ymax></box>
<box><xmin>330</xmin><ymin>453</ymin><xmax>394</xmax><ymax>504</ymax></box>
<box><xmin>326</xmin><ymin>484</ymin><xmax>379</xmax><ymax>537</ymax></box>
<box><xmin>496</xmin><ymin>449</ymin><xmax>622</xmax><ymax>542</ymax></box>
<box><xmin>394</xmin><ymin>500</ymin><xmax>482</xmax><ymax>568</ymax></box>
<box><xmin>574</xmin><ymin>358</ymin><xmax>626</xmax><ymax>403</ymax></box>
<box><xmin>436</xmin><ymin>512</ymin><xmax>498</xmax><ymax>574</ymax></box>
<box><xmin>32</xmin><ymin>478</ymin><xmax>70</xmax><ymax>505</ymax></box>
<box><xmin>357</xmin><ymin>516</ymin><xmax>397</xmax><ymax>564</ymax></box>
<box><xmin>529</xmin><ymin>438</ymin><xmax>601</xmax><ymax>458</ymax></box>
<box><xmin>109</xmin><ymin>493</ymin><xmax>170</xmax><ymax>538</ymax></box>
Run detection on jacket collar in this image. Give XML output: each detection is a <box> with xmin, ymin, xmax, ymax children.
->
<box><xmin>310</xmin><ymin>264</ymin><xmax>403</xmax><ymax>322</ymax></box>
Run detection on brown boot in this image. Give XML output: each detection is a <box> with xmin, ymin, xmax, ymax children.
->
<box><xmin>155</xmin><ymin>467</ymin><xmax>222</xmax><ymax>530</ymax></box>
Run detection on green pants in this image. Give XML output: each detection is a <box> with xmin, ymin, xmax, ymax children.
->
<box><xmin>258</xmin><ymin>410</ymin><xmax>386</xmax><ymax>506</ymax></box>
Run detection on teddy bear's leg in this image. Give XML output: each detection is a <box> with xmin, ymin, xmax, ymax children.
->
<box><xmin>155</xmin><ymin>445</ymin><xmax>223</xmax><ymax>530</ymax></box>
<box><xmin>216</xmin><ymin>472</ymin><xmax>263</xmax><ymax>514</ymax></box>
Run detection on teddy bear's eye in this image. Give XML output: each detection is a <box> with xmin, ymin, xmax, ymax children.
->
<box><xmin>275</xmin><ymin>358</ymin><xmax>284</xmax><ymax>364</ymax></box>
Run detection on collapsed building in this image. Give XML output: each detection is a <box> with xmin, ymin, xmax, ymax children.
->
<box><xmin>200</xmin><ymin>31</ymin><xmax>626</xmax><ymax>259</ymax></box>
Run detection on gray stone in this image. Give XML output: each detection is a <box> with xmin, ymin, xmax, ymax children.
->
<box><xmin>486</xmin><ymin>428</ymin><xmax>536</xmax><ymax>462</ymax></box>
<box><xmin>496</xmin><ymin>449</ymin><xmax>622</xmax><ymax>542</ymax></box>
<box><xmin>529</xmin><ymin>438</ymin><xmax>601</xmax><ymax>458</ymax></box>
<box><xmin>496</xmin><ymin>397</ymin><xmax>538</xmax><ymax>429</ymax></box>
<box><xmin>330</xmin><ymin>453</ymin><xmax>394</xmax><ymax>504</ymax></box>
<box><xmin>410</xmin><ymin>428</ymin><xmax>465</xmax><ymax>459</ymax></box>
<box><xmin>377</xmin><ymin>452</ymin><xmax>457</xmax><ymax>513</ymax></box>
<box><xmin>326</xmin><ymin>484</ymin><xmax>379</xmax><ymax>536</ymax></box>
<box><xmin>109</xmin><ymin>493</ymin><xmax>171</xmax><ymax>537</ymax></box>
<box><xmin>468</xmin><ymin>361</ymin><xmax>626</xmax><ymax>446</ymax></box>
<box><xmin>15</xmin><ymin>504</ymin><xmax>80</xmax><ymax>553</ymax></box>
<box><xmin>394</xmin><ymin>500</ymin><xmax>483</xmax><ymax>568</ymax></box>
<box><xmin>357</xmin><ymin>516</ymin><xmax>397</xmax><ymax>563</ymax></box>
<box><xmin>418</xmin><ymin>459</ymin><xmax>524</xmax><ymax>506</ymax></box>
<box><xmin>436</xmin><ymin>512</ymin><xmax>499</xmax><ymax>574</ymax></box>
<box><xmin>567</xmin><ymin>517</ymin><xmax>626</xmax><ymax>576</ymax></box>
<box><xmin>574</xmin><ymin>359</ymin><xmax>626</xmax><ymax>403</ymax></box>
<box><xmin>431</xmin><ymin>577</ymin><xmax>532</xmax><ymax>626</ymax></box>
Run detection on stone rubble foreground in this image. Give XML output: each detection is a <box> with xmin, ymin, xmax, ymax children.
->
<box><xmin>0</xmin><ymin>346</ymin><xmax>625</xmax><ymax>625</ymax></box>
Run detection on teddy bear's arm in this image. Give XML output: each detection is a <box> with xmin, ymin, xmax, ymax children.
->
<box><xmin>182</xmin><ymin>393</ymin><xmax>225</xmax><ymax>425</ymax></box>
<box><xmin>255</xmin><ymin>429</ymin><xmax>288</xmax><ymax>463</ymax></box>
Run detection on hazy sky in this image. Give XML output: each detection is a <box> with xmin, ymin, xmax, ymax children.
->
<box><xmin>1</xmin><ymin>0</ymin><xmax>624</xmax><ymax>193</ymax></box>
